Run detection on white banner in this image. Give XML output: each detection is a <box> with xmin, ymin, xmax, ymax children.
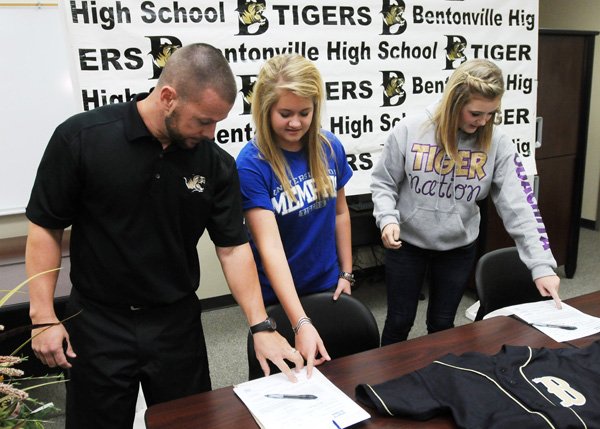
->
<box><xmin>63</xmin><ymin>0</ymin><xmax>538</xmax><ymax>195</ymax></box>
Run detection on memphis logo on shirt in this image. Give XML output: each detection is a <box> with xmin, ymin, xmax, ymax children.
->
<box><xmin>271</xmin><ymin>170</ymin><xmax>337</xmax><ymax>216</ymax></box>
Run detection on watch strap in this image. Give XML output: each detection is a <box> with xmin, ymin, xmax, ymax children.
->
<box><xmin>250</xmin><ymin>316</ymin><xmax>277</xmax><ymax>334</ymax></box>
<box><xmin>339</xmin><ymin>271</ymin><xmax>355</xmax><ymax>286</ymax></box>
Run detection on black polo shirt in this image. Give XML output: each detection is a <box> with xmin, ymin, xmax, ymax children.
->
<box><xmin>27</xmin><ymin>93</ymin><xmax>248</xmax><ymax>306</ymax></box>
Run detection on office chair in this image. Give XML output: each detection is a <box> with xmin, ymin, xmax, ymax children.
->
<box><xmin>247</xmin><ymin>291</ymin><xmax>380</xmax><ymax>380</ymax></box>
<box><xmin>474</xmin><ymin>246</ymin><xmax>549</xmax><ymax>321</ymax></box>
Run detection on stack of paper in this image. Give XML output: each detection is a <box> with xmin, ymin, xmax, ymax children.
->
<box><xmin>484</xmin><ymin>300</ymin><xmax>600</xmax><ymax>342</ymax></box>
<box><xmin>233</xmin><ymin>367</ymin><xmax>370</xmax><ymax>429</ymax></box>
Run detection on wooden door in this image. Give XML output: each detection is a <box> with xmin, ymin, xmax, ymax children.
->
<box><xmin>479</xmin><ymin>30</ymin><xmax>597</xmax><ymax>278</ymax></box>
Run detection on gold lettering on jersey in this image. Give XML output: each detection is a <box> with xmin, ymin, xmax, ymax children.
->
<box><xmin>532</xmin><ymin>376</ymin><xmax>586</xmax><ymax>407</ymax></box>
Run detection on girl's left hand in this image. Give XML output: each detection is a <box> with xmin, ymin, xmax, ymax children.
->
<box><xmin>333</xmin><ymin>277</ymin><xmax>352</xmax><ymax>301</ymax></box>
<box><xmin>294</xmin><ymin>323</ymin><xmax>331</xmax><ymax>378</ymax></box>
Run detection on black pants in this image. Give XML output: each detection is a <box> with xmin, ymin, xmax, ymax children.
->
<box><xmin>65</xmin><ymin>289</ymin><xmax>211</xmax><ymax>429</ymax></box>
<box><xmin>381</xmin><ymin>241</ymin><xmax>477</xmax><ymax>345</ymax></box>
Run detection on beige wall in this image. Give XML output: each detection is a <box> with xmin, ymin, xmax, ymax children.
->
<box><xmin>0</xmin><ymin>214</ymin><xmax>29</xmax><ymax>238</ymax></box>
<box><xmin>540</xmin><ymin>0</ymin><xmax>600</xmax><ymax>222</ymax></box>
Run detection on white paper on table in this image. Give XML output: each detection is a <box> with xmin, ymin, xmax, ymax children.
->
<box><xmin>484</xmin><ymin>300</ymin><xmax>600</xmax><ymax>342</ymax></box>
<box><xmin>233</xmin><ymin>367</ymin><xmax>370</xmax><ymax>429</ymax></box>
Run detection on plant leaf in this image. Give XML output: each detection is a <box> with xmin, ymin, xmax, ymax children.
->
<box><xmin>0</xmin><ymin>268</ymin><xmax>61</xmax><ymax>308</ymax></box>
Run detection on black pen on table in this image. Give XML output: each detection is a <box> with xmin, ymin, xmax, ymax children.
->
<box><xmin>264</xmin><ymin>394</ymin><xmax>318</xmax><ymax>399</ymax></box>
<box><xmin>530</xmin><ymin>322</ymin><xmax>577</xmax><ymax>330</ymax></box>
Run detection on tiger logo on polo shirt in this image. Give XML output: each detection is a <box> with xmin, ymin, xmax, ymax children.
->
<box><xmin>183</xmin><ymin>175</ymin><xmax>206</xmax><ymax>193</ymax></box>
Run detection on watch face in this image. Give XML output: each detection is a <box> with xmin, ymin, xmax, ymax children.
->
<box><xmin>267</xmin><ymin>317</ymin><xmax>277</xmax><ymax>330</ymax></box>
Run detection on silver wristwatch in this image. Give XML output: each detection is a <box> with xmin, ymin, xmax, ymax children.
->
<box><xmin>339</xmin><ymin>271</ymin><xmax>355</xmax><ymax>286</ymax></box>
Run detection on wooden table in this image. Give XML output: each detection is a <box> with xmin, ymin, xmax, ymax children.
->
<box><xmin>146</xmin><ymin>314</ymin><xmax>571</xmax><ymax>428</ymax></box>
<box><xmin>146</xmin><ymin>291</ymin><xmax>600</xmax><ymax>428</ymax></box>
<box><xmin>564</xmin><ymin>290</ymin><xmax>600</xmax><ymax>348</ymax></box>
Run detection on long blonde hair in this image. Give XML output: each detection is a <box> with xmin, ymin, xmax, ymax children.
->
<box><xmin>432</xmin><ymin>59</ymin><xmax>505</xmax><ymax>160</ymax></box>
<box><xmin>251</xmin><ymin>54</ymin><xmax>334</xmax><ymax>202</ymax></box>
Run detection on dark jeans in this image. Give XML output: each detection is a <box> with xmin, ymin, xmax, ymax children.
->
<box><xmin>381</xmin><ymin>241</ymin><xmax>477</xmax><ymax>346</ymax></box>
<box><xmin>65</xmin><ymin>289</ymin><xmax>211</xmax><ymax>429</ymax></box>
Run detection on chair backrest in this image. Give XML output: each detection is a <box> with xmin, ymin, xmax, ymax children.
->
<box><xmin>475</xmin><ymin>246</ymin><xmax>548</xmax><ymax>321</ymax></box>
<box><xmin>247</xmin><ymin>291</ymin><xmax>380</xmax><ymax>380</ymax></box>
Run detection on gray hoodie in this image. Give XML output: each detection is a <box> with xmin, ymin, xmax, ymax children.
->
<box><xmin>371</xmin><ymin>103</ymin><xmax>556</xmax><ymax>280</ymax></box>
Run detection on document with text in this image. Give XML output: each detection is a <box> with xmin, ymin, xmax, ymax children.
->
<box><xmin>484</xmin><ymin>300</ymin><xmax>600</xmax><ymax>342</ymax></box>
<box><xmin>233</xmin><ymin>367</ymin><xmax>370</xmax><ymax>429</ymax></box>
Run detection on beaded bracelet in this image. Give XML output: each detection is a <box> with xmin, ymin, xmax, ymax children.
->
<box><xmin>293</xmin><ymin>316</ymin><xmax>313</xmax><ymax>335</ymax></box>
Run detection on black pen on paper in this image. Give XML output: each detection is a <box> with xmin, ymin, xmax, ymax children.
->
<box><xmin>530</xmin><ymin>322</ymin><xmax>577</xmax><ymax>330</ymax></box>
<box><xmin>264</xmin><ymin>394</ymin><xmax>318</xmax><ymax>400</ymax></box>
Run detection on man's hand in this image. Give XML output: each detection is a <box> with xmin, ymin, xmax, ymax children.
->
<box><xmin>32</xmin><ymin>323</ymin><xmax>76</xmax><ymax>369</ymax></box>
<box><xmin>381</xmin><ymin>223</ymin><xmax>402</xmax><ymax>249</ymax></box>
<box><xmin>534</xmin><ymin>274</ymin><xmax>562</xmax><ymax>309</ymax></box>
<box><xmin>252</xmin><ymin>331</ymin><xmax>305</xmax><ymax>382</ymax></box>
<box><xmin>294</xmin><ymin>324</ymin><xmax>331</xmax><ymax>378</ymax></box>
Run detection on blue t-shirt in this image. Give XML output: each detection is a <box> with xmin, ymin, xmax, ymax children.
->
<box><xmin>236</xmin><ymin>130</ymin><xmax>353</xmax><ymax>304</ymax></box>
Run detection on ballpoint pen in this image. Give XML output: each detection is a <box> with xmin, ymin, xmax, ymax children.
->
<box><xmin>264</xmin><ymin>394</ymin><xmax>318</xmax><ymax>399</ymax></box>
<box><xmin>530</xmin><ymin>322</ymin><xmax>577</xmax><ymax>330</ymax></box>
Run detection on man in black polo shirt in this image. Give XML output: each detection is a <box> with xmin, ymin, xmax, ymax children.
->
<box><xmin>25</xmin><ymin>43</ymin><xmax>303</xmax><ymax>429</ymax></box>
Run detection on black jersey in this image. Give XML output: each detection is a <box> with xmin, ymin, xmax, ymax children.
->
<box><xmin>357</xmin><ymin>340</ymin><xmax>600</xmax><ymax>428</ymax></box>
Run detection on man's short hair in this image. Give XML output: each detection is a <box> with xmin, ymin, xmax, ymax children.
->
<box><xmin>157</xmin><ymin>43</ymin><xmax>237</xmax><ymax>104</ymax></box>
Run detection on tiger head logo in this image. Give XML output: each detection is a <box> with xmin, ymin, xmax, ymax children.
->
<box><xmin>238</xmin><ymin>75</ymin><xmax>257</xmax><ymax>115</ymax></box>
<box><xmin>381</xmin><ymin>72</ymin><xmax>407</xmax><ymax>107</ymax></box>
<box><xmin>236</xmin><ymin>1</ymin><xmax>269</xmax><ymax>35</ymax></box>
<box><xmin>382</xmin><ymin>4</ymin><xmax>405</xmax><ymax>27</ymax></box>
<box><xmin>183</xmin><ymin>175</ymin><xmax>206</xmax><ymax>193</ymax></box>
<box><xmin>150</xmin><ymin>43</ymin><xmax>181</xmax><ymax>70</ymax></box>
<box><xmin>384</xmin><ymin>76</ymin><xmax>406</xmax><ymax>98</ymax></box>
<box><xmin>380</xmin><ymin>1</ymin><xmax>407</xmax><ymax>35</ymax></box>
<box><xmin>447</xmin><ymin>41</ymin><xmax>467</xmax><ymax>62</ymax></box>
<box><xmin>243</xmin><ymin>87</ymin><xmax>255</xmax><ymax>109</ymax></box>
<box><xmin>238</xmin><ymin>1</ymin><xmax>267</xmax><ymax>26</ymax></box>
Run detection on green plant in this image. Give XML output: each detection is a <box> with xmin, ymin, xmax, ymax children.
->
<box><xmin>0</xmin><ymin>268</ymin><xmax>66</xmax><ymax>429</ymax></box>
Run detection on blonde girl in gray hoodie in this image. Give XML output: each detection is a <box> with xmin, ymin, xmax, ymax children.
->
<box><xmin>371</xmin><ymin>59</ymin><xmax>561</xmax><ymax>345</ymax></box>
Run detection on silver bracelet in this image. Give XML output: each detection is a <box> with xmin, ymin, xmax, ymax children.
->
<box><xmin>293</xmin><ymin>316</ymin><xmax>312</xmax><ymax>335</ymax></box>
